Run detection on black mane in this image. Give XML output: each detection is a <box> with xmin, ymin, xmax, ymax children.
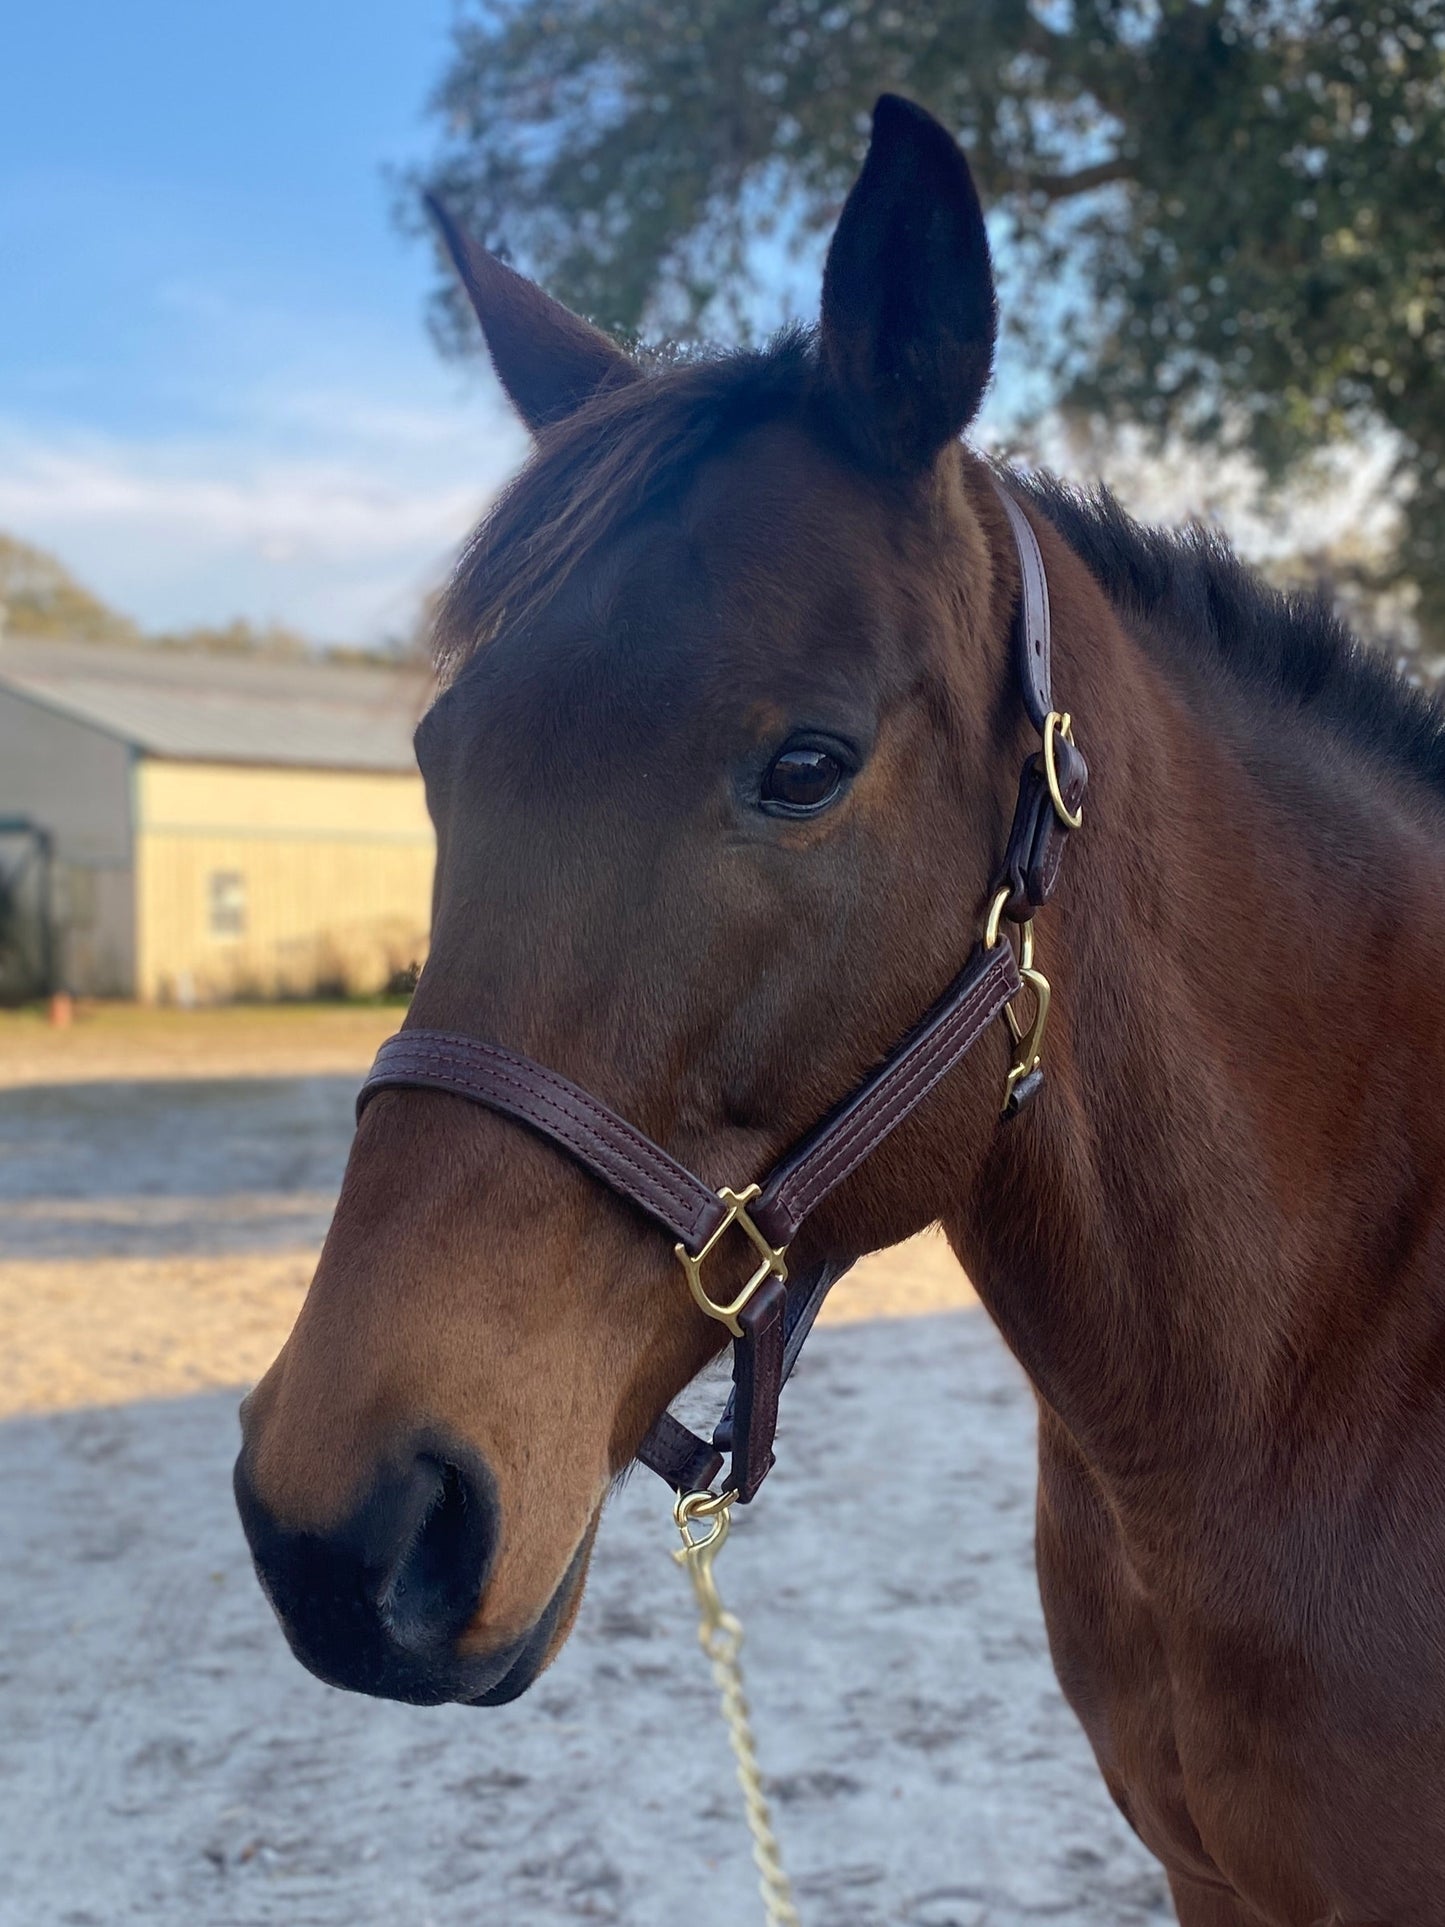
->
<box><xmin>1017</xmin><ymin>471</ymin><xmax>1445</xmax><ymax>805</ymax></box>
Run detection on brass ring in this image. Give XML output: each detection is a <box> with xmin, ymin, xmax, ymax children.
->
<box><xmin>984</xmin><ymin>886</ymin><xmax>1011</xmax><ymax>949</ymax></box>
<box><xmin>1043</xmin><ymin>712</ymin><xmax>1083</xmax><ymax>831</ymax></box>
<box><xmin>674</xmin><ymin>1487</ymin><xmax>737</xmax><ymax>1530</ymax></box>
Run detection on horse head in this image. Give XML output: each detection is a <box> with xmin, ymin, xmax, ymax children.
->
<box><xmin>235</xmin><ymin>96</ymin><xmax>1036</xmax><ymax>1706</ymax></box>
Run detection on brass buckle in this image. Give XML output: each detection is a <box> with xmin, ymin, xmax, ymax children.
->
<box><xmin>674</xmin><ymin>1183</ymin><xmax>789</xmax><ymax>1339</ymax></box>
<box><xmin>1043</xmin><ymin>711</ymin><xmax>1083</xmax><ymax>830</ymax></box>
<box><xmin>1003</xmin><ymin>919</ymin><xmax>1051</xmax><ymax>1108</ymax></box>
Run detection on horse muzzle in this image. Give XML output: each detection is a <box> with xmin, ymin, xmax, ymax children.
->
<box><xmin>232</xmin><ymin>1426</ymin><xmax>578</xmax><ymax>1706</ymax></box>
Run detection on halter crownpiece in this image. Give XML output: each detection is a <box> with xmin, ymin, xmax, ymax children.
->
<box><xmin>356</xmin><ymin>475</ymin><xmax>1087</xmax><ymax>1504</ymax></box>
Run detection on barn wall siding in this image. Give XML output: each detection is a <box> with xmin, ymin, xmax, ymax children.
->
<box><xmin>134</xmin><ymin>761</ymin><xmax>433</xmax><ymax>1003</ymax></box>
<box><xmin>0</xmin><ymin>687</ymin><xmax>136</xmax><ymax>995</ymax></box>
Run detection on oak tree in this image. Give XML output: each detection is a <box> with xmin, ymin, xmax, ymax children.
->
<box><xmin>413</xmin><ymin>2</ymin><xmax>1445</xmax><ymax>632</ymax></box>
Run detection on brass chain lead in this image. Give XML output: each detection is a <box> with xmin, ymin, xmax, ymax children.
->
<box><xmin>673</xmin><ymin>1490</ymin><xmax>802</xmax><ymax>1927</ymax></box>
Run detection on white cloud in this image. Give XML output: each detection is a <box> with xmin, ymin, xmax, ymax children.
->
<box><xmin>0</xmin><ymin>383</ymin><xmax>531</xmax><ymax>644</ymax></box>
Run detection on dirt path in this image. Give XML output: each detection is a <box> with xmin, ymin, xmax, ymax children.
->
<box><xmin>0</xmin><ymin>1314</ymin><xmax>1169</xmax><ymax>1927</ymax></box>
<box><xmin>0</xmin><ymin>1235</ymin><xmax>977</xmax><ymax>1422</ymax></box>
<box><xmin>0</xmin><ymin>1002</ymin><xmax>403</xmax><ymax>1089</ymax></box>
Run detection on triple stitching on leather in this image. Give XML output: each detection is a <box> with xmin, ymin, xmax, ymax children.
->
<box><xmin>775</xmin><ymin>953</ymin><xmax>1013</xmax><ymax>1215</ymax></box>
<box><xmin>364</xmin><ymin>1038</ymin><xmax>703</xmax><ymax>1208</ymax></box>
<box><xmin>373</xmin><ymin>1030</ymin><xmax>708</xmax><ymax>1198</ymax></box>
<box><xmin>369</xmin><ymin>1053</ymin><xmax>705</xmax><ymax>1224</ymax></box>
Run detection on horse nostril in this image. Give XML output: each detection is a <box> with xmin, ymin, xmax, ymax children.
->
<box><xmin>234</xmin><ymin>1429</ymin><xmax>500</xmax><ymax>1696</ymax></box>
<box><xmin>378</xmin><ymin>1453</ymin><xmax>496</xmax><ymax>1655</ymax></box>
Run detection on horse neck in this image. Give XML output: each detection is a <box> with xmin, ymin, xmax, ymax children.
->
<box><xmin>945</xmin><ymin>529</ymin><xmax>1445</xmax><ymax>1501</ymax></box>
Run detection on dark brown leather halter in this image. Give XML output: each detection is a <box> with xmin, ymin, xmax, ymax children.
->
<box><xmin>357</xmin><ymin>478</ymin><xmax>1087</xmax><ymax>1506</ymax></box>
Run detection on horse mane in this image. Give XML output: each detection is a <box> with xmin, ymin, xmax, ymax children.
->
<box><xmin>434</xmin><ymin>329</ymin><xmax>817</xmax><ymax>681</ymax></box>
<box><xmin>1017</xmin><ymin>471</ymin><xmax>1445</xmax><ymax>806</ymax></box>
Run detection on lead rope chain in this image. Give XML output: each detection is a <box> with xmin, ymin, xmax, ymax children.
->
<box><xmin>673</xmin><ymin>1490</ymin><xmax>802</xmax><ymax>1927</ymax></box>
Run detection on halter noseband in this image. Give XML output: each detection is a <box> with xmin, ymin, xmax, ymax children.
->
<box><xmin>356</xmin><ymin>477</ymin><xmax>1088</xmax><ymax>1504</ymax></box>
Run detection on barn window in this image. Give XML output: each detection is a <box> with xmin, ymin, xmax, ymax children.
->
<box><xmin>208</xmin><ymin>870</ymin><xmax>247</xmax><ymax>938</ymax></box>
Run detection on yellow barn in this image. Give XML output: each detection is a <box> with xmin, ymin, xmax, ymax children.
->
<box><xmin>0</xmin><ymin>640</ymin><xmax>434</xmax><ymax>1002</ymax></box>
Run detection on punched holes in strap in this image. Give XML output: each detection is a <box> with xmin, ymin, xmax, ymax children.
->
<box><xmin>990</xmin><ymin>480</ymin><xmax>1054</xmax><ymax>734</ymax></box>
<box><xmin>988</xmin><ymin>483</ymin><xmax>1087</xmax><ymax>921</ymax></box>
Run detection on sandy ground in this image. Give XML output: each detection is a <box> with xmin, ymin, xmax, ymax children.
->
<box><xmin>0</xmin><ymin>1001</ymin><xmax>404</xmax><ymax>1089</ymax></box>
<box><xmin>0</xmin><ymin>1014</ymin><xmax>1170</xmax><ymax>1925</ymax></box>
<box><xmin>1</xmin><ymin>1317</ymin><xmax>1171</xmax><ymax>1927</ymax></box>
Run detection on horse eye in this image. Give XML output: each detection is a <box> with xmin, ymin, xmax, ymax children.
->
<box><xmin>761</xmin><ymin>745</ymin><xmax>846</xmax><ymax>813</ymax></box>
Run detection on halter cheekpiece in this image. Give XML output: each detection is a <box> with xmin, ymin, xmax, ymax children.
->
<box><xmin>356</xmin><ymin>476</ymin><xmax>1088</xmax><ymax>1505</ymax></box>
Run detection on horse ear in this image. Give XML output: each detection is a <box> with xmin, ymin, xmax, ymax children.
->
<box><xmin>425</xmin><ymin>196</ymin><xmax>638</xmax><ymax>433</ymax></box>
<box><xmin>819</xmin><ymin>95</ymin><xmax>997</xmax><ymax>473</ymax></box>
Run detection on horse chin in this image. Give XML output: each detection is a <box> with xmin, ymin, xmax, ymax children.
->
<box><xmin>464</xmin><ymin>1514</ymin><xmax>599</xmax><ymax>1707</ymax></box>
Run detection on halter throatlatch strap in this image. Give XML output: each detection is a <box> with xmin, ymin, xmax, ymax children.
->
<box><xmin>354</xmin><ymin>474</ymin><xmax>1085</xmax><ymax>1505</ymax></box>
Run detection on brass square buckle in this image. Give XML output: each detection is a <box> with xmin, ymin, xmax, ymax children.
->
<box><xmin>674</xmin><ymin>1183</ymin><xmax>789</xmax><ymax>1339</ymax></box>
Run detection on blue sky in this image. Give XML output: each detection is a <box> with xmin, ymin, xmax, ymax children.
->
<box><xmin>1</xmin><ymin>0</ymin><xmax>528</xmax><ymax>643</ymax></box>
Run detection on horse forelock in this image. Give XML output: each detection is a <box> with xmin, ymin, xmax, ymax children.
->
<box><xmin>433</xmin><ymin>328</ymin><xmax>823</xmax><ymax>685</ymax></box>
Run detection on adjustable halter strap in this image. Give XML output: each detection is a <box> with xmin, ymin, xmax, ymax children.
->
<box><xmin>354</xmin><ymin>475</ymin><xmax>1086</xmax><ymax>1506</ymax></box>
<box><xmin>992</xmin><ymin>485</ymin><xmax>1088</xmax><ymax>925</ymax></box>
<box><xmin>747</xmin><ymin>939</ymin><xmax>1024</xmax><ymax>1250</ymax></box>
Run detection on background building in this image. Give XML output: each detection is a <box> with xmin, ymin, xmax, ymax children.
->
<box><xmin>0</xmin><ymin>641</ymin><xmax>434</xmax><ymax>1001</ymax></box>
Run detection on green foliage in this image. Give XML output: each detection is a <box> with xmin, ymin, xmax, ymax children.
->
<box><xmin>412</xmin><ymin>0</ymin><xmax>1445</xmax><ymax>632</ymax></box>
<box><xmin>0</xmin><ymin>533</ymin><xmax>314</xmax><ymax>655</ymax></box>
<box><xmin>0</xmin><ymin>532</ymin><xmax>141</xmax><ymax>644</ymax></box>
<box><xmin>149</xmin><ymin>617</ymin><xmax>313</xmax><ymax>657</ymax></box>
<box><xmin>0</xmin><ymin>533</ymin><xmax>353</xmax><ymax>660</ymax></box>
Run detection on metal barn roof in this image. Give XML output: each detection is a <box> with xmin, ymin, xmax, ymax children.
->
<box><xmin>0</xmin><ymin>640</ymin><xmax>432</xmax><ymax>773</ymax></box>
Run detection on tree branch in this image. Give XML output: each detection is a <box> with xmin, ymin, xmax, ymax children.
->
<box><xmin>1013</xmin><ymin>157</ymin><xmax>1136</xmax><ymax>201</ymax></box>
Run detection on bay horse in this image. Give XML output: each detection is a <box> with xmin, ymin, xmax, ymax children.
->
<box><xmin>235</xmin><ymin>94</ymin><xmax>1445</xmax><ymax>1924</ymax></box>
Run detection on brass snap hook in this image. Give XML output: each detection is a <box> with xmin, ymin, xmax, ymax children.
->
<box><xmin>983</xmin><ymin>893</ymin><xmax>1051</xmax><ymax>1113</ymax></box>
<box><xmin>673</xmin><ymin>1487</ymin><xmax>737</xmax><ymax>1631</ymax></box>
<box><xmin>1002</xmin><ymin>920</ymin><xmax>1051</xmax><ymax>1111</ymax></box>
